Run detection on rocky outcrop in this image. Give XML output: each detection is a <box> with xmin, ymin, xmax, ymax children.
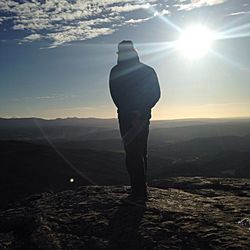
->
<box><xmin>0</xmin><ymin>177</ymin><xmax>249</xmax><ymax>249</ymax></box>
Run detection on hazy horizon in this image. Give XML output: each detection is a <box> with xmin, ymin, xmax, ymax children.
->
<box><xmin>1</xmin><ymin>115</ymin><xmax>250</xmax><ymax>121</ymax></box>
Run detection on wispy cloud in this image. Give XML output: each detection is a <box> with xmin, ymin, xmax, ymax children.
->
<box><xmin>12</xmin><ymin>93</ymin><xmax>76</xmax><ymax>102</ymax></box>
<box><xmin>0</xmin><ymin>0</ymin><xmax>245</xmax><ymax>47</ymax></box>
<box><xmin>62</xmin><ymin>106</ymin><xmax>95</xmax><ymax>111</ymax></box>
<box><xmin>177</xmin><ymin>0</ymin><xmax>227</xmax><ymax>11</ymax></box>
<box><xmin>35</xmin><ymin>94</ymin><xmax>66</xmax><ymax>100</ymax></box>
<box><xmin>226</xmin><ymin>11</ymin><xmax>250</xmax><ymax>17</ymax></box>
<box><xmin>1</xmin><ymin>0</ymin><xmax>157</xmax><ymax>47</ymax></box>
<box><xmin>125</xmin><ymin>17</ymin><xmax>153</xmax><ymax>25</ymax></box>
<box><xmin>23</xmin><ymin>33</ymin><xmax>43</xmax><ymax>42</ymax></box>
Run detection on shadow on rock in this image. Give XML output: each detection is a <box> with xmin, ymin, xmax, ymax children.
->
<box><xmin>108</xmin><ymin>204</ymin><xmax>146</xmax><ymax>249</ymax></box>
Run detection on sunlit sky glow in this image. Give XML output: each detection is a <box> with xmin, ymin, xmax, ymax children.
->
<box><xmin>177</xmin><ymin>25</ymin><xmax>214</xmax><ymax>59</ymax></box>
<box><xmin>0</xmin><ymin>0</ymin><xmax>250</xmax><ymax>120</ymax></box>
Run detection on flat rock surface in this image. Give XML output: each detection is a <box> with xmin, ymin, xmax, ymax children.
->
<box><xmin>0</xmin><ymin>177</ymin><xmax>250</xmax><ymax>249</ymax></box>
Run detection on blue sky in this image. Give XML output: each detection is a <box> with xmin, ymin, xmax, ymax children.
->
<box><xmin>0</xmin><ymin>0</ymin><xmax>250</xmax><ymax>119</ymax></box>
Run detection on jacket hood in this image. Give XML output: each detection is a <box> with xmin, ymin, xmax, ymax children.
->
<box><xmin>117</xmin><ymin>50</ymin><xmax>140</xmax><ymax>66</ymax></box>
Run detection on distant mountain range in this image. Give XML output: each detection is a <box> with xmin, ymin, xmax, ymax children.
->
<box><xmin>1</xmin><ymin>117</ymin><xmax>250</xmax><ymax>128</ymax></box>
<box><xmin>1</xmin><ymin>117</ymin><xmax>250</xmax><ymax>208</ymax></box>
<box><xmin>1</xmin><ymin>117</ymin><xmax>250</xmax><ymax>142</ymax></box>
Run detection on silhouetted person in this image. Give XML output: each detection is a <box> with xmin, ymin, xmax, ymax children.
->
<box><xmin>109</xmin><ymin>40</ymin><xmax>161</xmax><ymax>202</ymax></box>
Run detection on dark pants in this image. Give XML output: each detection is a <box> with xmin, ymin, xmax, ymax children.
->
<box><xmin>118</xmin><ymin>115</ymin><xmax>150</xmax><ymax>197</ymax></box>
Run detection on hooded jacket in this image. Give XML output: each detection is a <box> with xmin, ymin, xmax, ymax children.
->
<box><xmin>109</xmin><ymin>52</ymin><xmax>161</xmax><ymax>120</ymax></box>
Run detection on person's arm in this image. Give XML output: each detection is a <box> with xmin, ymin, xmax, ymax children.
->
<box><xmin>146</xmin><ymin>68</ymin><xmax>161</xmax><ymax>108</ymax></box>
<box><xmin>109</xmin><ymin>68</ymin><xmax>120</xmax><ymax>108</ymax></box>
<box><xmin>136</xmin><ymin>68</ymin><xmax>161</xmax><ymax>117</ymax></box>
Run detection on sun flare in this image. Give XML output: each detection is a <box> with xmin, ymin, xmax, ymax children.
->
<box><xmin>177</xmin><ymin>25</ymin><xmax>214</xmax><ymax>59</ymax></box>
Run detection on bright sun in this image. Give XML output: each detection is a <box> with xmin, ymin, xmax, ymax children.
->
<box><xmin>177</xmin><ymin>25</ymin><xmax>214</xmax><ymax>59</ymax></box>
